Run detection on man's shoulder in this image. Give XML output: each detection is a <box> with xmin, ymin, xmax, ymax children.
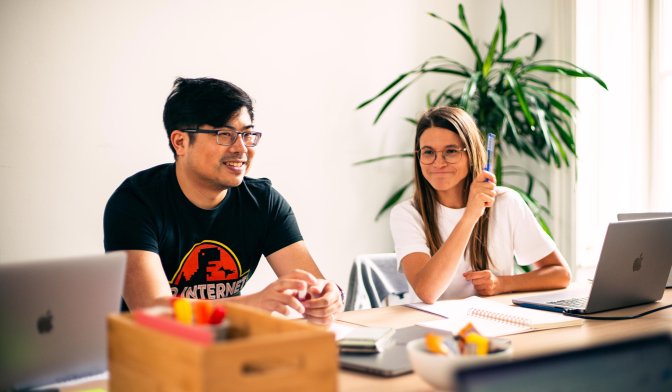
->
<box><xmin>240</xmin><ymin>176</ymin><xmax>272</xmax><ymax>190</ymax></box>
<box><xmin>109</xmin><ymin>163</ymin><xmax>174</xmax><ymax>205</ymax></box>
<box><xmin>227</xmin><ymin>177</ymin><xmax>280</xmax><ymax>210</ymax></box>
<box><xmin>236</xmin><ymin>177</ymin><xmax>283</xmax><ymax>199</ymax></box>
<box><xmin>123</xmin><ymin>163</ymin><xmax>174</xmax><ymax>187</ymax></box>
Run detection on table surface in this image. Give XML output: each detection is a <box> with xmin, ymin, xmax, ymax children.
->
<box><xmin>335</xmin><ymin>288</ymin><xmax>672</xmax><ymax>392</ymax></box>
<box><xmin>61</xmin><ymin>288</ymin><xmax>672</xmax><ymax>392</ymax></box>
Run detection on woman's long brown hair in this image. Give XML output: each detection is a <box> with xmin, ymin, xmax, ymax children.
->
<box><xmin>412</xmin><ymin>106</ymin><xmax>492</xmax><ymax>271</ymax></box>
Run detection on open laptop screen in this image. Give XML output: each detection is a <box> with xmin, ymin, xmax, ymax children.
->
<box><xmin>0</xmin><ymin>252</ymin><xmax>126</xmax><ymax>391</ymax></box>
<box><xmin>617</xmin><ymin>212</ymin><xmax>672</xmax><ymax>288</ymax></box>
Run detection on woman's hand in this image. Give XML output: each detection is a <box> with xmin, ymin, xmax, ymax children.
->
<box><xmin>463</xmin><ymin>269</ymin><xmax>505</xmax><ymax>296</ymax></box>
<box><xmin>464</xmin><ymin>171</ymin><xmax>497</xmax><ymax>222</ymax></box>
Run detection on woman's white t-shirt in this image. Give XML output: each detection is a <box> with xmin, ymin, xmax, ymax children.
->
<box><xmin>389</xmin><ymin>187</ymin><xmax>556</xmax><ymax>300</ymax></box>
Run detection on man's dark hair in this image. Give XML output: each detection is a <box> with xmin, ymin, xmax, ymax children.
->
<box><xmin>163</xmin><ymin>77</ymin><xmax>254</xmax><ymax>156</ymax></box>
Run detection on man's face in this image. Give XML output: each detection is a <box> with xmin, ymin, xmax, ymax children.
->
<box><xmin>175</xmin><ymin>107</ymin><xmax>255</xmax><ymax>192</ymax></box>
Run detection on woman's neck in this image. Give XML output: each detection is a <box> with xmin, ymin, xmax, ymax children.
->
<box><xmin>436</xmin><ymin>186</ymin><xmax>465</xmax><ymax>209</ymax></box>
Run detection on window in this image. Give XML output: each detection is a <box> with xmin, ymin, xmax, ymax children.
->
<box><xmin>651</xmin><ymin>0</ymin><xmax>672</xmax><ymax>209</ymax></box>
<box><xmin>574</xmin><ymin>0</ymin><xmax>670</xmax><ymax>274</ymax></box>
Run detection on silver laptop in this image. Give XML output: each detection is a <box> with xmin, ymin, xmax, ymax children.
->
<box><xmin>513</xmin><ymin>218</ymin><xmax>672</xmax><ymax>314</ymax></box>
<box><xmin>0</xmin><ymin>252</ymin><xmax>126</xmax><ymax>391</ymax></box>
<box><xmin>617</xmin><ymin>212</ymin><xmax>672</xmax><ymax>288</ymax></box>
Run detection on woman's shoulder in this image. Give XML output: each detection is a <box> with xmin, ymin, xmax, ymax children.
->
<box><xmin>495</xmin><ymin>186</ymin><xmax>524</xmax><ymax>205</ymax></box>
<box><xmin>391</xmin><ymin>198</ymin><xmax>415</xmax><ymax>211</ymax></box>
<box><xmin>390</xmin><ymin>199</ymin><xmax>419</xmax><ymax>220</ymax></box>
<box><xmin>493</xmin><ymin>187</ymin><xmax>530</xmax><ymax>219</ymax></box>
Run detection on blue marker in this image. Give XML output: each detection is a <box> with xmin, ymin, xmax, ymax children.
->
<box><xmin>485</xmin><ymin>133</ymin><xmax>495</xmax><ymax>181</ymax></box>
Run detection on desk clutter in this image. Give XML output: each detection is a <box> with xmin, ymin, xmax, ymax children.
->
<box><xmin>131</xmin><ymin>299</ymin><xmax>232</xmax><ymax>345</ymax></box>
<box><xmin>337</xmin><ymin>326</ymin><xmax>395</xmax><ymax>353</ymax></box>
<box><xmin>107</xmin><ymin>300</ymin><xmax>338</xmax><ymax>391</ymax></box>
<box><xmin>424</xmin><ymin>322</ymin><xmax>511</xmax><ymax>357</ymax></box>
<box><xmin>407</xmin><ymin>323</ymin><xmax>513</xmax><ymax>390</ymax></box>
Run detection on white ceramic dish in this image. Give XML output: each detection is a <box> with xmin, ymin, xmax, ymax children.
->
<box><xmin>406</xmin><ymin>337</ymin><xmax>513</xmax><ymax>390</ymax></box>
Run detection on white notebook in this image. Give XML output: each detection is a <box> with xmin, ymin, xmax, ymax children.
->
<box><xmin>409</xmin><ymin>296</ymin><xmax>583</xmax><ymax>337</ymax></box>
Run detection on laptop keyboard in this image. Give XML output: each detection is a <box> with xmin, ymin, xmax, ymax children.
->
<box><xmin>549</xmin><ymin>297</ymin><xmax>588</xmax><ymax>309</ymax></box>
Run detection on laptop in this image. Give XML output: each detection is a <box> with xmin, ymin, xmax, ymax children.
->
<box><xmin>455</xmin><ymin>331</ymin><xmax>672</xmax><ymax>392</ymax></box>
<box><xmin>513</xmin><ymin>218</ymin><xmax>672</xmax><ymax>314</ymax></box>
<box><xmin>617</xmin><ymin>212</ymin><xmax>672</xmax><ymax>288</ymax></box>
<box><xmin>0</xmin><ymin>252</ymin><xmax>126</xmax><ymax>391</ymax></box>
<box><xmin>339</xmin><ymin>325</ymin><xmax>431</xmax><ymax>377</ymax></box>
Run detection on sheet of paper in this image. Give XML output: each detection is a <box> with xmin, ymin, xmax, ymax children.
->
<box><xmin>418</xmin><ymin>317</ymin><xmax>529</xmax><ymax>337</ymax></box>
<box><xmin>406</xmin><ymin>298</ymin><xmax>472</xmax><ymax>318</ymax></box>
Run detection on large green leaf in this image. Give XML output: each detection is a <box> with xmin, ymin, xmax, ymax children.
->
<box><xmin>482</xmin><ymin>23</ymin><xmax>501</xmax><ymax>77</ymax></box>
<box><xmin>504</xmin><ymin>71</ymin><xmax>535</xmax><ymax>126</ymax></box>
<box><xmin>457</xmin><ymin>3</ymin><xmax>472</xmax><ymax>35</ymax></box>
<box><xmin>376</xmin><ymin>181</ymin><xmax>414</xmax><ymax>220</ymax></box>
<box><xmin>499</xmin><ymin>2</ymin><xmax>508</xmax><ymax>55</ymax></box>
<box><xmin>429</xmin><ymin>12</ymin><xmax>483</xmax><ymax>69</ymax></box>
<box><xmin>524</xmin><ymin>61</ymin><xmax>608</xmax><ymax>90</ymax></box>
<box><xmin>357</xmin><ymin>72</ymin><xmax>411</xmax><ymax>110</ymax></box>
<box><xmin>371</xmin><ymin>76</ymin><xmax>421</xmax><ymax>124</ymax></box>
<box><xmin>498</xmin><ymin>32</ymin><xmax>539</xmax><ymax>60</ymax></box>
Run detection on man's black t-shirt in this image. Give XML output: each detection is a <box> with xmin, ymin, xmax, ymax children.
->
<box><xmin>103</xmin><ymin>163</ymin><xmax>303</xmax><ymax>301</ymax></box>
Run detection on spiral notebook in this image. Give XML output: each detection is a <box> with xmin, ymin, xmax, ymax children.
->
<box><xmin>409</xmin><ymin>296</ymin><xmax>583</xmax><ymax>337</ymax></box>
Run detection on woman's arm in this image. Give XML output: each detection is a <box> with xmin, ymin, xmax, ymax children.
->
<box><xmin>401</xmin><ymin>216</ymin><xmax>479</xmax><ymax>304</ymax></box>
<box><xmin>500</xmin><ymin>250</ymin><xmax>572</xmax><ymax>292</ymax></box>
<box><xmin>401</xmin><ymin>171</ymin><xmax>497</xmax><ymax>304</ymax></box>
<box><xmin>463</xmin><ymin>250</ymin><xmax>572</xmax><ymax>296</ymax></box>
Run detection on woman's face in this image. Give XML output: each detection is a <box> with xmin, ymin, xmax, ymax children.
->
<box><xmin>418</xmin><ymin>126</ymin><xmax>470</xmax><ymax>197</ymax></box>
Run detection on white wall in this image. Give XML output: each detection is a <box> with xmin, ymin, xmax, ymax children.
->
<box><xmin>0</xmin><ymin>0</ymin><xmax>562</xmax><ymax>293</ymax></box>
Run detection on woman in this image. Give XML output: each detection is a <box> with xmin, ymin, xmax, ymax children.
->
<box><xmin>390</xmin><ymin>106</ymin><xmax>571</xmax><ymax>304</ymax></box>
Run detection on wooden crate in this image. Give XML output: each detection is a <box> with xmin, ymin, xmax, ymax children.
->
<box><xmin>107</xmin><ymin>303</ymin><xmax>338</xmax><ymax>392</ymax></box>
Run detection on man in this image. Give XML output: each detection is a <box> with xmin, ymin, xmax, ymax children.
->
<box><xmin>104</xmin><ymin>77</ymin><xmax>343</xmax><ymax>324</ymax></box>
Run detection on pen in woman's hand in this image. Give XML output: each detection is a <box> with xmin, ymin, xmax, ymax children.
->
<box><xmin>485</xmin><ymin>133</ymin><xmax>495</xmax><ymax>182</ymax></box>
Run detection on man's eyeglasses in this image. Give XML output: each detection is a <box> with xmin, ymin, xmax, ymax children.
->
<box><xmin>416</xmin><ymin>147</ymin><xmax>467</xmax><ymax>165</ymax></box>
<box><xmin>180</xmin><ymin>128</ymin><xmax>262</xmax><ymax>147</ymax></box>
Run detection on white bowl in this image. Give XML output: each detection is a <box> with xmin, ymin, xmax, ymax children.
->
<box><xmin>406</xmin><ymin>337</ymin><xmax>513</xmax><ymax>390</ymax></box>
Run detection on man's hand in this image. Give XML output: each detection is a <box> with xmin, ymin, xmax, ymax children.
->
<box><xmin>301</xmin><ymin>280</ymin><xmax>344</xmax><ymax>325</ymax></box>
<box><xmin>463</xmin><ymin>269</ymin><xmax>504</xmax><ymax>296</ymax></box>
<box><xmin>247</xmin><ymin>269</ymin><xmax>318</xmax><ymax>315</ymax></box>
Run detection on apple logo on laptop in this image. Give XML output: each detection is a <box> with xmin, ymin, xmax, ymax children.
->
<box><xmin>37</xmin><ymin>310</ymin><xmax>53</xmax><ymax>334</ymax></box>
<box><xmin>632</xmin><ymin>253</ymin><xmax>643</xmax><ymax>272</ymax></box>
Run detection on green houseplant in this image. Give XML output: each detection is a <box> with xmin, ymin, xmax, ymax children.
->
<box><xmin>357</xmin><ymin>2</ymin><xmax>607</xmax><ymax>233</ymax></box>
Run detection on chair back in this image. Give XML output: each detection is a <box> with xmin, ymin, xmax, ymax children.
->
<box><xmin>344</xmin><ymin>253</ymin><xmax>416</xmax><ymax>311</ymax></box>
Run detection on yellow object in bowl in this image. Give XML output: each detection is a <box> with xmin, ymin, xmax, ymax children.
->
<box><xmin>407</xmin><ymin>337</ymin><xmax>513</xmax><ymax>391</ymax></box>
<box><xmin>425</xmin><ymin>333</ymin><xmax>450</xmax><ymax>355</ymax></box>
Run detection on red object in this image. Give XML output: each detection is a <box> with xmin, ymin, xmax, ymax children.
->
<box><xmin>294</xmin><ymin>292</ymin><xmax>313</xmax><ymax>301</ymax></box>
<box><xmin>193</xmin><ymin>301</ymin><xmax>213</xmax><ymax>324</ymax></box>
<box><xmin>133</xmin><ymin>309</ymin><xmax>214</xmax><ymax>345</ymax></box>
<box><xmin>209</xmin><ymin>306</ymin><xmax>227</xmax><ymax>324</ymax></box>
